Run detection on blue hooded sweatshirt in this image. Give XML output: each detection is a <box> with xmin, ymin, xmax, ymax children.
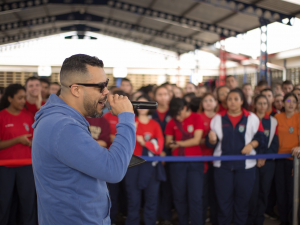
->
<box><xmin>32</xmin><ymin>94</ymin><xmax>136</xmax><ymax>225</ymax></box>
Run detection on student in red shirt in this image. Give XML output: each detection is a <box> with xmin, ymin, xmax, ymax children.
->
<box><xmin>216</xmin><ymin>85</ymin><xmax>230</xmax><ymax>113</ymax></box>
<box><xmin>165</xmin><ymin>97</ymin><xmax>204</xmax><ymax>225</ymax></box>
<box><xmin>0</xmin><ymin>84</ymin><xmax>37</xmax><ymax>225</ymax></box>
<box><xmin>104</xmin><ymin>90</ymin><xmax>128</xmax><ymax>224</ymax></box>
<box><xmin>25</xmin><ymin>76</ymin><xmax>45</xmax><ymax>115</ymax></box>
<box><xmin>124</xmin><ymin>94</ymin><xmax>165</xmax><ymax>225</ymax></box>
<box><xmin>199</xmin><ymin>93</ymin><xmax>218</xmax><ymax>224</ymax></box>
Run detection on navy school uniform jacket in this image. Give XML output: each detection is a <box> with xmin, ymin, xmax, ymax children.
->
<box><xmin>260</xmin><ymin>114</ymin><xmax>279</xmax><ymax>154</ymax></box>
<box><xmin>152</xmin><ymin>109</ymin><xmax>171</xmax><ymax>133</ymax></box>
<box><xmin>206</xmin><ymin>108</ymin><xmax>267</xmax><ymax>170</ymax></box>
<box><xmin>152</xmin><ymin>109</ymin><xmax>172</xmax><ymax>155</ymax></box>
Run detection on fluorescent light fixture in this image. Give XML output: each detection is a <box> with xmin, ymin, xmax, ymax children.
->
<box><xmin>282</xmin><ymin>0</ymin><xmax>300</xmax><ymax>6</ymax></box>
<box><xmin>38</xmin><ymin>65</ymin><xmax>52</xmax><ymax>76</ymax></box>
<box><xmin>113</xmin><ymin>67</ymin><xmax>127</xmax><ymax>78</ymax></box>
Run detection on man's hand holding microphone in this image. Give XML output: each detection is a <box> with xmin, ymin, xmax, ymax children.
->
<box><xmin>107</xmin><ymin>94</ymin><xmax>134</xmax><ymax>116</ymax></box>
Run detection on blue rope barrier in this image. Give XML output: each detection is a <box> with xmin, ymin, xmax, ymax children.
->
<box><xmin>141</xmin><ymin>153</ymin><xmax>292</xmax><ymax>162</ymax></box>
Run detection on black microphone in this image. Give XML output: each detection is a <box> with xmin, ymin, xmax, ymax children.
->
<box><xmin>105</xmin><ymin>100</ymin><xmax>158</xmax><ymax>110</ymax></box>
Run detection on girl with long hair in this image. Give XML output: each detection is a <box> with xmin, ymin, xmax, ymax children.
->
<box><xmin>165</xmin><ymin>97</ymin><xmax>205</xmax><ymax>225</ymax></box>
<box><xmin>247</xmin><ymin>94</ymin><xmax>279</xmax><ymax>225</ymax></box>
<box><xmin>274</xmin><ymin>92</ymin><xmax>300</xmax><ymax>224</ymax></box>
<box><xmin>124</xmin><ymin>94</ymin><xmax>165</xmax><ymax>225</ymax></box>
<box><xmin>198</xmin><ymin>93</ymin><xmax>218</xmax><ymax>224</ymax></box>
<box><xmin>0</xmin><ymin>84</ymin><xmax>37</xmax><ymax>224</ymax></box>
<box><xmin>207</xmin><ymin>88</ymin><xmax>266</xmax><ymax>225</ymax></box>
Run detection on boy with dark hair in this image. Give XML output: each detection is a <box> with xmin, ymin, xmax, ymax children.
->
<box><xmin>25</xmin><ymin>76</ymin><xmax>45</xmax><ymax>115</ymax></box>
<box><xmin>120</xmin><ymin>78</ymin><xmax>133</xmax><ymax>95</ymax></box>
<box><xmin>225</xmin><ymin>75</ymin><xmax>238</xmax><ymax>90</ymax></box>
<box><xmin>39</xmin><ymin>78</ymin><xmax>50</xmax><ymax>102</ymax></box>
<box><xmin>49</xmin><ymin>82</ymin><xmax>60</xmax><ymax>95</ymax></box>
<box><xmin>282</xmin><ymin>80</ymin><xmax>293</xmax><ymax>95</ymax></box>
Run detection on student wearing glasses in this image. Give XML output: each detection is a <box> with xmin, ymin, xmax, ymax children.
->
<box><xmin>274</xmin><ymin>92</ymin><xmax>300</xmax><ymax>224</ymax></box>
<box><xmin>31</xmin><ymin>54</ymin><xmax>136</xmax><ymax>225</ymax></box>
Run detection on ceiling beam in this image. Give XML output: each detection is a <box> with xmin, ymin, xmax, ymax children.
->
<box><xmin>0</xmin><ymin>0</ymin><xmax>241</xmax><ymax>38</ymax></box>
<box><xmin>0</xmin><ymin>12</ymin><xmax>211</xmax><ymax>46</ymax></box>
<box><xmin>194</xmin><ymin>0</ymin><xmax>294</xmax><ymax>25</ymax></box>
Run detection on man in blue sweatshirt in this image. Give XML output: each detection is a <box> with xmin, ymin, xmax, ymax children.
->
<box><xmin>31</xmin><ymin>54</ymin><xmax>136</xmax><ymax>225</ymax></box>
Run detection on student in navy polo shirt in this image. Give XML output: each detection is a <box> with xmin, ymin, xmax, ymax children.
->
<box><xmin>247</xmin><ymin>94</ymin><xmax>279</xmax><ymax>225</ymax></box>
<box><xmin>124</xmin><ymin>94</ymin><xmax>165</xmax><ymax>225</ymax></box>
<box><xmin>0</xmin><ymin>84</ymin><xmax>37</xmax><ymax>225</ymax></box>
<box><xmin>152</xmin><ymin>85</ymin><xmax>173</xmax><ymax>225</ymax></box>
<box><xmin>165</xmin><ymin>97</ymin><xmax>204</xmax><ymax>225</ymax></box>
<box><xmin>207</xmin><ymin>88</ymin><xmax>266</xmax><ymax>225</ymax></box>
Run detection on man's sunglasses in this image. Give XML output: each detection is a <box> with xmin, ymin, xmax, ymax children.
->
<box><xmin>69</xmin><ymin>79</ymin><xmax>109</xmax><ymax>93</ymax></box>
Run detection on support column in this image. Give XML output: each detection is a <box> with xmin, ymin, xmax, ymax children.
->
<box><xmin>259</xmin><ymin>18</ymin><xmax>269</xmax><ymax>83</ymax></box>
<box><xmin>219</xmin><ymin>37</ymin><xmax>227</xmax><ymax>86</ymax></box>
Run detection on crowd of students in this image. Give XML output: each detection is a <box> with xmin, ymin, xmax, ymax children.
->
<box><xmin>0</xmin><ymin>75</ymin><xmax>300</xmax><ymax>225</ymax></box>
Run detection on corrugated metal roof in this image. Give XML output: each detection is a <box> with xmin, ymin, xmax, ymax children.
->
<box><xmin>0</xmin><ymin>0</ymin><xmax>299</xmax><ymax>54</ymax></box>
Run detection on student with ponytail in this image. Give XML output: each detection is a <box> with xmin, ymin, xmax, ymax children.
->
<box><xmin>165</xmin><ymin>97</ymin><xmax>205</xmax><ymax>225</ymax></box>
<box><xmin>124</xmin><ymin>94</ymin><xmax>165</xmax><ymax>225</ymax></box>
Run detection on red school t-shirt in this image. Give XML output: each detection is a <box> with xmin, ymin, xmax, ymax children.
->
<box><xmin>227</xmin><ymin>113</ymin><xmax>243</xmax><ymax>128</ymax></box>
<box><xmin>104</xmin><ymin>112</ymin><xmax>118</xmax><ymax>135</ymax></box>
<box><xmin>25</xmin><ymin>100</ymin><xmax>46</xmax><ymax>116</ymax></box>
<box><xmin>165</xmin><ymin>112</ymin><xmax>204</xmax><ymax>156</ymax></box>
<box><xmin>0</xmin><ymin>109</ymin><xmax>34</xmax><ymax>167</ymax></box>
<box><xmin>134</xmin><ymin>118</ymin><xmax>164</xmax><ymax>156</ymax></box>
<box><xmin>199</xmin><ymin>112</ymin><xmax>214</xmax><ymax>156</ymax></box>
<box><xmin>85</xmin><ymin>117</ymin><xmax>111</xmax><ymax>146</ymax></box>
<box><xmin>156</xmin><ymin>109</ymin><xmax>168</xmax><ymax>122</ymax></box>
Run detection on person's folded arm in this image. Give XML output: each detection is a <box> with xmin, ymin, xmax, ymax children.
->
<box><xmin>177</xmin><ymin>130</ymin><xmax>203</xmax><ymax>147</ymax></box>
<box><xmin>55</xmin><ymin>112</ymin><xmax>136</xmax><ymax>183</ymax></box>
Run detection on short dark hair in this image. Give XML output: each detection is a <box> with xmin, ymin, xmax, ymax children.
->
<box><xmin>39</xmin><ymin>78</ymin><xmax>50</xmax><ymax>86</ymax></box>
<box><xmin>113</xmin><ymin>90</ymin><xmax>129</xmax><ymax>97</ymax></box>
<box><xmin>190</xmin><ymin>97</ymin><xmax>202</xmax><ymax>113</ymax></box>
<box><xmin>183</xmin><ymin>92</ymin><xmax>196</xmax><ymax>99</ymax></box>
<box><xmin>242</xmin><ymin>83</ymin><xmax>251</xmax><ymax>89</ymax></box>
<box><xmin>186</xmin><ymin>82</ymin><xmax>196</xmax><ymax>88</ymax></box>
<box><xmin>282</xmin><ymin>80</ymin><xmax>293</xmax><ymax>87</ymax></box>
<box><xmin>227</xmin><ymin>88</ymin><xmax>248</xmax><ymax>110</ymax></box>
<box><xmin>261</xmin><ymin>88</ymin><xmax>273</xmax><ymax>95</ymax></box>
<box><xmin>257</xmin><ymin>80</ymin><xmax>268</xmax><ymax>87</ymax></box>
<box><xmin>225</xmin><ymin>75</ymin><xmax>236</xmax><ymax>80</ymax></box>
<box><xmin>169</xmin><ymin>97</ymin><xmax>189</xmax><ymax>118</ymax></box>
<box><xmin>134</xmin><ymin>94</ymin><xmax>154</xmax><ymax>116</ymax></box>
<box><xmin>60</xmin><ymin>54</ymin><xmax>104</xmax><ymax>86</ymax></box>
<box><xmin>0</xmin><ymin>84</ymin><xmax>25</xmax><ymax>110</ymax></box>
<box><xmin>25</xmin><ymin>76</ymin><xmax>40</xmax><ymax>86</ymax></box>
<box><xmin>50</xmin><ymin>82</ymin><xmax>60</xmax><ymax>86</ymax></box>
<box><xmin>154</xmin><ymin>85</ymin><xmax>169</xmax><ymax>97</ymax></box>
<box><xmin>121</xmin><ymin>78</ymin><xmax>132</xmax><ymax>85</ymax></box>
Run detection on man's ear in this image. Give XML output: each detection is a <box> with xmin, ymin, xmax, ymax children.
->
<box><xmin>70</xmin><ymin>85</ymin><xmax>81</xmax><ymax>98</ymax></box>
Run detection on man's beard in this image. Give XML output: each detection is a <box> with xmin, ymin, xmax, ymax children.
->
<box><xmin>83</xmin><ymin>95</ymin><xmax>106</xmax><ymax>118</ymax></box>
